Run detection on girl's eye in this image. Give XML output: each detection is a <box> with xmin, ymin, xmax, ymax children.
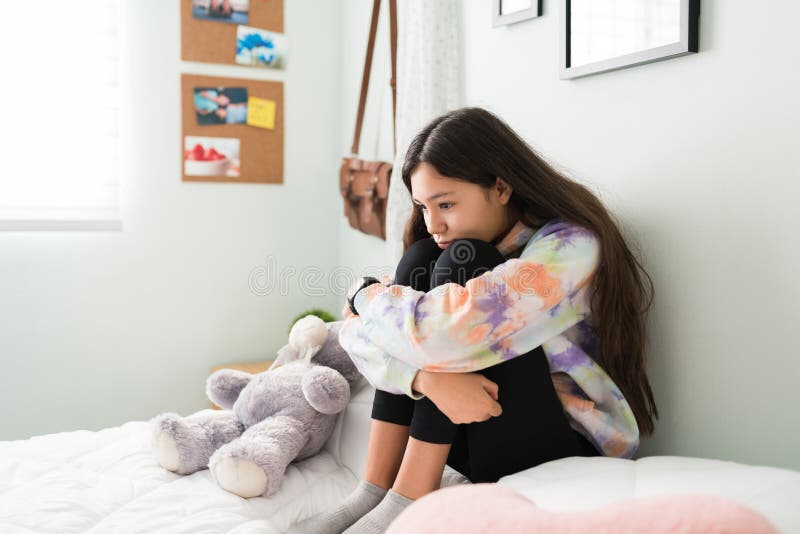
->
<box><xmin>416</xmin><ymin>202</ymin><xmax>453</xmax><ymax>211</ymax></box>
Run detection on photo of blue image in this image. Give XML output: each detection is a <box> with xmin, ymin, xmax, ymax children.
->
<box><xmin>192</xmin><ymin>0</ymin><xmax>249</xmax><ymax>25</ymax></box>
<box><xmin>236</xmin><ymin>25</ymin><xmax>288</xmax><ymax>69</ymax></box>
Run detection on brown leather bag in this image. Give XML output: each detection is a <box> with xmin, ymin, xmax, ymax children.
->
<box><xmin>339</xmin><ymin>0</ymin><xmax>397</xmax><ymax>241</ymax></box>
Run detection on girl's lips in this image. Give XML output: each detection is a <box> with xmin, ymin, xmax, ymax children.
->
<box><xmin>437</xmin><ymin>242</ymin><xmax>450</xmax><ymax>249</ymax></box>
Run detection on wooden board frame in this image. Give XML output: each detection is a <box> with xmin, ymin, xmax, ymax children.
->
<box><xmin>181</xmin><ymin>0</ymin><xmax>284</xmax><ymax>66</ymax></box>
<box><xmin>181</xmin><ymin>73</ymin><xmax>284</xmax><ymax>184</ymax></box>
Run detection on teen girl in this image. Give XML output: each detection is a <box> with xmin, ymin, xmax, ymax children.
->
<box><xmin>291</xmin><ymin>107</ymin><xmax>657</xmax><ymax>534</ymax></box>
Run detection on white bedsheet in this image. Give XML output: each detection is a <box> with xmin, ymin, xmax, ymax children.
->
<box><xmin>0</xmin><ymin>418</ymin><xmax>359</xmax><ymax>533</ymax></box>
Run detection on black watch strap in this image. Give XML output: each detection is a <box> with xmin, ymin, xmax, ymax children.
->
<box><xmin>348</xmin><ymin>276</ymin><xmax>381</xmax><ymax>316</ymax></box>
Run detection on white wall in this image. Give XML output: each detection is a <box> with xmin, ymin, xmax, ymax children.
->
<box><xmin>459</xmin><ymin>0</ymin><xmax>799</xmax><ymax>469</ymax></box>
<box><xmin>0</xmin><ymin>0</ymin><xmax>344</xmax><ymax>439</ymax></box>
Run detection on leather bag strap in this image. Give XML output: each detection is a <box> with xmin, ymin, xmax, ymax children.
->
<box><xmin>350</xmin><ymin>0</ymin><xmax>398</xmax><ymax>156</ymax></box>
<box><xmin>388</xmin><ymin>0</ymin><xmax>397</xmax><ymax>150</ymax></box>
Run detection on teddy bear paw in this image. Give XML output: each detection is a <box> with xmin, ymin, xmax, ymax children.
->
<box><xmin>212</xmin><ymin>456</ymin><xmax>268</xmax><ymax>498</ymax></box>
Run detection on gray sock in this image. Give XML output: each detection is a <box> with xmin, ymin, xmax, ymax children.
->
<box><xmin>342</xmin><ymin>489</ymin><xmax>415</xmax><ymax>534</ymax></box>
<box><xmin>288</xmin><ymin>479</ymin><xmax>388</xmax><ymax>534</ymax></box>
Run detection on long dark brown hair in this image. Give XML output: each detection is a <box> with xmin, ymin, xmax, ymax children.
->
<box><xmin>400</xmin><ymin>107</ymin><xmax>658</xmax><ymax>435</ymax></box>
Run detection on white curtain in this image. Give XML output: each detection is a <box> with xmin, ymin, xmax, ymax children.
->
<box><xmin>385</xmin><ymin>0</ymin><xmax>461</xmax><ymax>266</ymax></box>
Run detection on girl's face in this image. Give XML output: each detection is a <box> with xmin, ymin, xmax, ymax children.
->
<box><xmin>410</xmin><ymin>162</ymin><xmax>516</xmax><ymax>248</ymax></box>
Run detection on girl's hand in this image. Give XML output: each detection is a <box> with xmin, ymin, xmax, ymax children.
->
<box><xmin>417</xmin><ymin>371</ymin><xmax>502</xmax><ymax>424</ymax></box>
<box><xmin>342</xmin><ymin>274</ymin><xmax>393</xmax><ymax>320</ymax></box>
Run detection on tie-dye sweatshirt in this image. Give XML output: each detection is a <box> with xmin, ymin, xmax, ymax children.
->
<box><xmin>338</xmin><ymin>219</ymin><xmax>640</xmax><ymax>458</ymax></box>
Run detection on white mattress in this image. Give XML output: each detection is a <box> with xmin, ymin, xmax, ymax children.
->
<box><xmin>2</xmin><ymin>380</ymin><xmax>799</xmax><ymax>533</ymax></box>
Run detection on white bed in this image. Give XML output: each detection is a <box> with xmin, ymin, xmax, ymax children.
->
<box><xmin>2</xmin><ymin>380</ymin><xmax>799</xmax><ymax>533</ymax></box>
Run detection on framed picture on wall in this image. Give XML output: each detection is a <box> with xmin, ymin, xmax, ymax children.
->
<box><xmin>560</xmin><ymin>0</ymin><xmax>700</xmax><ymax>79</ymax></box>
<box><xmin>492</xmin><ymin>0</ymin><xmax>543</xmax><ymax>27</ymax></box>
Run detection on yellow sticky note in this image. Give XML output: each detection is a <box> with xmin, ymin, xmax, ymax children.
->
<box><xmin>246</xmin><ymin>97</ymin><xmax>276</xmax><ymax>130</ymax></box>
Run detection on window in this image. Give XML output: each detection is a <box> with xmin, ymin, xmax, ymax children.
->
<box><xmin>0</xmin><ymin>0</ymin><xmax>122</xmax><ymax>230</ymax></box>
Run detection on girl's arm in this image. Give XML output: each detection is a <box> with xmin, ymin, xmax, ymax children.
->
<box><xmin>339</xmin><ymin>316</ymin><xmax>425</xmax><ymax>399</ymax></box>
<box><xmin>340</xmin><ymin>293</ymin><xmax>427</xmax><ymax>399</ymax></box>
<box><xmin>343</xmin><ymin>221</ymin><xmax>600</xmax><ymax>396</ymax></box>
<box><xmin>341</xmin><ymin>317</ymin><xmax>504</xmax><ymax>425</ymax></box>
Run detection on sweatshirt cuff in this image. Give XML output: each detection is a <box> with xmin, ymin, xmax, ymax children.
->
<box><xmin>387</xmin><ymin>358</ymin><xmax>425</xmax><ymax>400</ymax></box>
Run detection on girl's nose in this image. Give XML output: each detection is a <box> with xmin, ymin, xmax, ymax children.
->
<box><xmin>426</xmin><ymin>213</ymin><xmax>445</xmax><ymax>235</ymax></box>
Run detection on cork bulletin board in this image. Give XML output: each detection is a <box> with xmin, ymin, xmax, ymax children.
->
<box><xmin>181</xmin><ymin>73</ymin><xmax>284</xmax><ymax>184</ymax></box>
<box><xmin>180</xmin><ymin>0</ymin><xmax>284</xmax><ymax>65</ymax></box>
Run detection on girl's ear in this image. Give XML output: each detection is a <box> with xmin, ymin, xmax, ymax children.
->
<box><xmin>495</xmin><ymin>177</ymin><xmax>513</xmax><ymax>204</ymax></box>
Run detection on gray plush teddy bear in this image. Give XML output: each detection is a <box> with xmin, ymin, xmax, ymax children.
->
<box><xmin>151</xmin><ymin>315</ymin><xmax>363</xmax><ymax>498</ymax></box>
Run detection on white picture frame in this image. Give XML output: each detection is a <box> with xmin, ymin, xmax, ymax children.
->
<box><xmin>492</xmin><ymin>0</ymin><xmax>543</xmax><ymax>27</ymax></box>
<box><xmin>560</xmin><ymin>0</ymin><xmax>700</xmax><ymax>80</ymax></box>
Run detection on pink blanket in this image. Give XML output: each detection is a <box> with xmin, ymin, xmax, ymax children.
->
<box><xmin>388</xmin><ymin>483</ymin><xmax>777</xmax><ymax>533</ymax></box>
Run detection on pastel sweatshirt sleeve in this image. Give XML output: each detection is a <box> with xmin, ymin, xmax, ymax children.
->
<box><xmin>349</xmin><ymin>222</ymin><xmax>601</xmax><ymax>386</ymax></box>
<box><xmin>545</xmin><ymin>331</ymin><xmax>640</xmax><ymax>458</ymax></box>
<box><xmin>338</xmin><ymin>316</ymin><xmax>426</xmax><ymax>399</ymax></box>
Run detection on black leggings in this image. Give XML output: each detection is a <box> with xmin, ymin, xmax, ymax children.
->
<box><xmin>371</xmin><ymin>238</ymin><xmax>598</xmax><ymax>483</ymax></box>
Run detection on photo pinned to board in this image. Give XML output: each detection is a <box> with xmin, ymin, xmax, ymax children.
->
<box><xmin>194</xmin><ymin>86</ymin><xmax>248</xmax><ymax>125</ymax></box>
<box><xmin>192</xmin><ymin>0</ymin><xmax>249</xmax><ymax>25</ymax></box>
<box><xmin>236</xmin><ymin>25</ymin><xmax>288</xmax><ymax>68</ymax></box>
<box><xmin>246</xmin><ymin>97</ymin><xmax>276</xmax><ymax>130</ymax></box>
<box><xmin>184</xmin><ymin>136</ymin><xmax>241</xmax><ymax>177</ymax></box>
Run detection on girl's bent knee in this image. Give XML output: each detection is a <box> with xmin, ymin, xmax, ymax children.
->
<box><xmin>436</xmin><ymin>239</ymin><xmax>505</xmax><ymax>268</ymax></box>
<box><xmin>395</xmin><ymin>238</ymin><xmax>442</xmax><ymax>289</ymax></box>
<box><xmin>431</xmin><ymin>238</ymin><xmax>506</xmax><ymax>288</ymax></box>
<box><xmin>402</xmin><ymin>237</ymin><xmax>441</xmax><ymax>262</ymax></box>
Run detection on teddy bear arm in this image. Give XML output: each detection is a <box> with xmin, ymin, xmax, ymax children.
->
<box><xmin>302</xmin><ymin>366</ymin><xmax>351</xmax><ymax>415</ymax></box>
<box><xmin>206</xmin><ymin>369</ymin><xmax>253</xmax><ymax>410</ymax></box>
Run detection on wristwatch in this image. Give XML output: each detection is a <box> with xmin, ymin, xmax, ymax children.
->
<box><xmin>348</xmin><ymin>276</ymin><xmax>381</xmax><ymax>316</ymax></box>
